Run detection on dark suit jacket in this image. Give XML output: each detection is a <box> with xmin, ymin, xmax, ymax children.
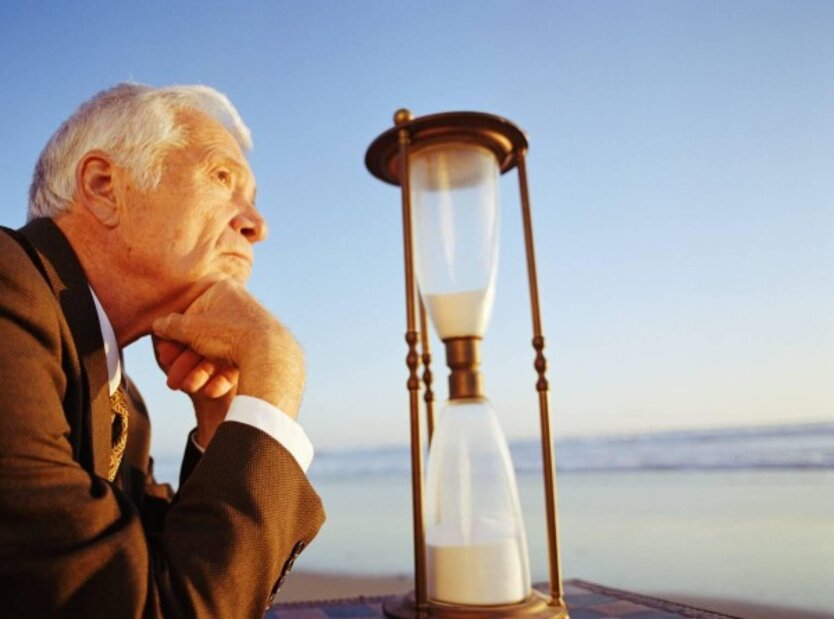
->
<box><xmin>0</xmin><ymin>218</ymin><xmax>325</xmax><ymax>618</ymax></box>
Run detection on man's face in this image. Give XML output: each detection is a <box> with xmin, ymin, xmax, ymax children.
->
<box><xmin>118</xmin><ymin>109</ymin><xmax>265</xmax><ymax>308</ymax></box>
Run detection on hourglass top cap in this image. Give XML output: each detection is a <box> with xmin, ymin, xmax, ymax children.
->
<box><xmin>365</xmin><ymin>110</ymin><xmax>529</xmax><ymax>187</ymax></box>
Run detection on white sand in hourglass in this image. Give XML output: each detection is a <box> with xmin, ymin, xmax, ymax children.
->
<box><xmin>427</xmin><ymin>538</ymin><xmax>527</xmax><ymax>605</ymax></box>
<box><xmin>424</xmin><ymin>289</ymin><xmax>494</xmax><ymax>339</ymax></box>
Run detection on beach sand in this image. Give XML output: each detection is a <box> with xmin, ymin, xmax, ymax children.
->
<box><xmin>276</xmin><ymin>571</ymin><xmax>834</xmax><ymax>619</ymax></box>
<box><xmin>277</xmin><ymin>571</ymin><xmax>411</xmax><ymax>602</ymax></box>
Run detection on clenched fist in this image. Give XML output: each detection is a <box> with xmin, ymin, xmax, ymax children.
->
<box><xmin>152</xmin><ymin>280</ymin><xmax>305</xmax><ymax>420</ymax></box>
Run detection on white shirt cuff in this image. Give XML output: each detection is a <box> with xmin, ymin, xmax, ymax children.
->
<box><xmin>222</xmin><ymin>395</ymin><xmax>314</xmax><ymax>472</ymax></box>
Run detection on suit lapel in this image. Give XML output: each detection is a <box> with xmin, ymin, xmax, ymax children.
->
<box><xmin>21</xmin><ymin>218</ymin><xmax>113</xmax><ymax>479</ymax></box>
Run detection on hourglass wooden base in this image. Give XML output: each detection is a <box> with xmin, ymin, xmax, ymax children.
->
<box><xmin>383</xmin><ymin>590</ymin><xmax>569</xmax><ymax>619</ymax></box>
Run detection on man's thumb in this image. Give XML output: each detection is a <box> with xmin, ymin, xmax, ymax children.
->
<box><xmin>152</xmin><ymin>314</ymin><xmax>191</xmax><ymax>345</ymax></box>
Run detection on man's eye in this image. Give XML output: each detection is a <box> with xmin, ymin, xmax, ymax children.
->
<box><xmin>215</xmin><ymin>169</ymin><xmax>233</xmax><ymax>187</ymax></box>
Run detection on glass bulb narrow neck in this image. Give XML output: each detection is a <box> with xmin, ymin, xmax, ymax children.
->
<box><xmin>444</xmin><ymin>336</ymin><xmax>484</xmax><ymax>400</ymax></box>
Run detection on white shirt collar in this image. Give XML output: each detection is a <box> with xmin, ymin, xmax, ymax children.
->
<box><xmin>89</xmin><ymin>287</ymin><xmax>122</xmax><ymax>396</ymax></box>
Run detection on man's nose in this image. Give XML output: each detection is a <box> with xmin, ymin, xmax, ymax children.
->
<box><xmin>232</xmin><ymin>206</ymin><xmax>268</xmax><ymax>243</ymax></box>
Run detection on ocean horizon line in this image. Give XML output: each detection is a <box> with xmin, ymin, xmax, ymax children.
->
<box><xmin>151</xmin><ymin>420</ymin><xmax>834</xmax><ymax>483</ymax></box>
<box><xmin>316</xmin><ymin>418</ymin><xmax>834</xmax><ymax>456</ymax></box>
<box><xmin>309</xmin><ymin>420</ymin><xmax>834</xmax><ymax>478</ymax></box>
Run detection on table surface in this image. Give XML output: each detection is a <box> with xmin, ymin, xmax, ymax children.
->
<box><xmin>268</xmin><ymin>579</ymin><xmax>741</xmax><ymax>619</ymax></box>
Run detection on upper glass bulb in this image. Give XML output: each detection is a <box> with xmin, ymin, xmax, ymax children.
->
<box><xmin>409</xmin><ymin>143</ymin><xmax>500</xmax><ymax>339</ymax></box>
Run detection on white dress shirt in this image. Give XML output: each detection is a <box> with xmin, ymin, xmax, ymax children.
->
<box><xmin>89</xmin><ymin>289</ymin><xmax>314</xmax><ymax>472</ymax></box>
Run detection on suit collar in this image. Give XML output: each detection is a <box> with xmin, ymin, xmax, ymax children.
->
<box><xmin>20</xmin><ymin>217</ymin><xmax>114</xmax><ymax>479</ymax></box>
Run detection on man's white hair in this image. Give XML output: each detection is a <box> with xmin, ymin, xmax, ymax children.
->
<box><xmin>28</xmin><ymin>83</ymin><xmax>252</xmax><ymax>220</ymax></box>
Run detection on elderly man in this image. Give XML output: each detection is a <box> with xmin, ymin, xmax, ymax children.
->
<box><xmin>0</xmin><ymin>84</ymin><xmax>325</xmax><ymax>617</ymax></box>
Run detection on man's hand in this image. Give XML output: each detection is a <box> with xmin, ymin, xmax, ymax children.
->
<box><xmin>153</xmin><ymin>337</ymin><xmax>238</xmax><ymax>448</ymax></box>
<box><xmin>152</xmin><ymin>280</ymin><xmax>305</xmax><ymax>419</ymax></box>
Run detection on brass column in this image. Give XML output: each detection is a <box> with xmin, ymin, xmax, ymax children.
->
<box><xmin>517</xmin><ymin>149</ymin><xmax>565</xmax><ymax>609</ymax></box>
<box><xmin>396</xmin><ymin>110</ymin><xmax>428</xmax><ymax>614</ymax></box>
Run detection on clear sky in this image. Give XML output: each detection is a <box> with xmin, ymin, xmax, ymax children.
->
<box><xmin>1</xmin><ymin>1</ymin><xmax>831</xmax><ymax>456</ymax></box>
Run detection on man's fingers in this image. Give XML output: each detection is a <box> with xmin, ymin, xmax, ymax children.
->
<box><xmin>203</xmin><ymin>373</ymin><xmax>235</xmax><ymax>399</ymax></box>
<box><xmin>154</xmin><ymin>337</ymin><xmax>186</xmax><ymax>371</ymax></box>
<box><xmin>166</xmin><ymin>349</ymin><xmax>205</xmax><ymax>391</ymax></box>
<box><xmin>181</xmin><ymin>359</ymin><xmax>217</xmax><ymax>393</ymax></box>
<box><xmin>152</xmin><ymin>314</ymin><xmax>192</xmax><ymax>345</ymax></box>
<box><xmin>153</xmin><ymin>313</ymin><xmax>234</xmax><ymax>363</ymax></box>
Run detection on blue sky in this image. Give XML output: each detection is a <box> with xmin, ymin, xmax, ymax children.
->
<box><xmin>1</xmin><ymin>1</ymin><xmax>831</xmax><ymax>455</ymax></box>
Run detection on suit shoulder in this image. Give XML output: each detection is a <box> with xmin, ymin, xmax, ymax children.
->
<box><xmin>0</xmin><ymin>229</ymin><xmax>56</xmax><ymax>310</ymax></box>
<box><xmin>0</xmin><ymin>229</ymin><xmax>65</xmax><ymax>353</ymax></box>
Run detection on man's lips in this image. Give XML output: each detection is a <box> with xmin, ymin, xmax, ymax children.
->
<box><xmin>224</xmin><ymin>252</ymin><xmax>253</xmax><ymax>266</ymax></box>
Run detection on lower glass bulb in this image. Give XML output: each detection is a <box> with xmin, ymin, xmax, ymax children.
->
<box><xmin>424</xmin><ymin>398</ymin><xmax>531</xmax><ymax>606</ymax></box>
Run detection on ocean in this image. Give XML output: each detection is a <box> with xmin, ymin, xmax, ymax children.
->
<box><xmin>157</xmin><ymin>422</ymin><xmax>834</xmax><ymax>615</ymax></box>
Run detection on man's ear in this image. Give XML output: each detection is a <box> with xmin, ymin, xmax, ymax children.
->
<box><xmin>75</xmin><ymin>150</ymin><xmax>121</xmax><ymax>227</ymax></box>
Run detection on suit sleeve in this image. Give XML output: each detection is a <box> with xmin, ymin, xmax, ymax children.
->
<box><xmin>0</xmin><ymin>235</ymin><xmax>326</xmax><ymax>618</ymax></box>
<box><xmin>179</xmin><ymin>432</ymin><xmax>204</xmax><ymax>488</ymax></box>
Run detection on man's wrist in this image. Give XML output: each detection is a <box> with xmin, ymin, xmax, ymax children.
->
<box><xmin>192</xmin><ymin>393</ymin><xmax>232</xmax><ymax>448</ymax></box>
<box><xmin>236</xmin><ymin>377</ymin><xmax>279</xmax><ymax>407</ymax></box>
<box><xmin>237</xmin><ymin>343</ymin><xmax>303</xmax><ymax>418</ymax></box>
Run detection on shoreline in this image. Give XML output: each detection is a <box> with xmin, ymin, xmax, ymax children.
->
<box><xmin>276</xmin><ymin>571</ymin><xmax>833</xmax><ymax>619</ymax></box>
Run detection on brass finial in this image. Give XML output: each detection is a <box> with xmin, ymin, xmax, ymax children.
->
<box><xmin>394</xmin><ymin>108</ymin><xmax>413</xmax><ymax>126</ymax></box>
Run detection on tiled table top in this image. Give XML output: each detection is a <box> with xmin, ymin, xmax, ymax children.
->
<box><xmin>268</xmin><ymin>579</ymin><xmax>740</xmax><ymax>619</ymax></box>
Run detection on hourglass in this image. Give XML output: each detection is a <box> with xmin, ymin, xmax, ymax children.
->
<box><xmin>366</xmin><ymin>110</ymin><xmax>569</xmax><ymax>618</ymax></box>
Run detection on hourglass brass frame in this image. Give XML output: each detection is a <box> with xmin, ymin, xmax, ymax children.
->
<box><xmin>366</xmin><ymin>110</ymin><xmax>568</xmax><ymax>619</ymax></box>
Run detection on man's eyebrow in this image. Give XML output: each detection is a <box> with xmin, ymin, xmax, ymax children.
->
<box><xmin>203</xmin><ymin>146</ymin><xmax>247</xmax><ymax>172</ymax></box>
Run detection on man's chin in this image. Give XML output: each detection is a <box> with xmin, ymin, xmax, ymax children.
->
<box><xmin>221</xmin><ymin>255</ymin><xmax>253</xmax><ymax>282</ymax></box>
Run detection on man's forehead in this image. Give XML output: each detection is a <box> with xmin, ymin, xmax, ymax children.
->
<box><xmin>178</xmin><ymin>108</ymin><xmax>248</xmax><ymax>159</ymax></box>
